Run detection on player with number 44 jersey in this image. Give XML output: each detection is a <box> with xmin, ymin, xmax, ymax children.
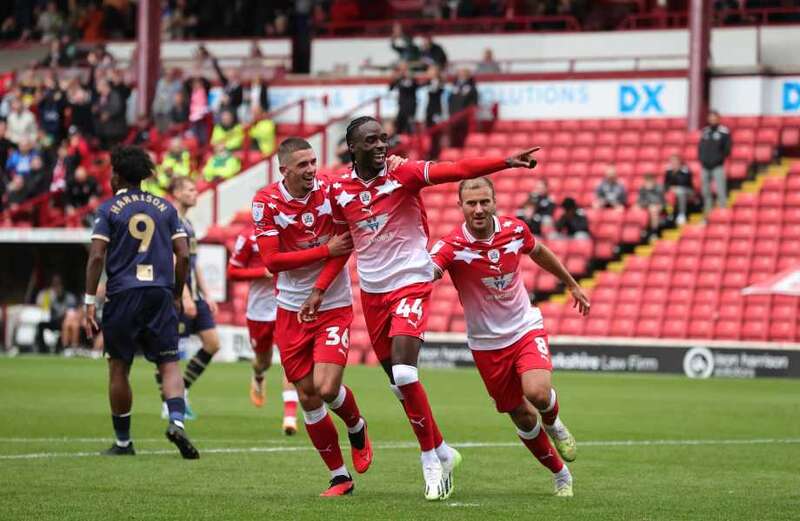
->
<box><xmin>430</xmin><ymin>177</ymin><xmax>591</xmax><ymax>497</ymax></box>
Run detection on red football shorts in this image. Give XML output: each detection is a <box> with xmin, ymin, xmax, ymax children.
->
<box><xmin>274</xmin><ymin>306</ymin><xmax>353</xmax><ymax>383</ymax></box>
<box><xmin>247</xmin><ymin>319</ymin><xmax>275</xmax><ymax>355</ymax></box>
<box><xmin>360</xmin><ymin>282</ymin><xmax>432</xmax><ymax>362</ymax></box>
<box><xmin>471</xmin><ymin>329</ymin><xmax>553</xmax><ymax>413</ymax></box>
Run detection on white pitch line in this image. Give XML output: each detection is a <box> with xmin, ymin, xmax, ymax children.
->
<box><xmin>1</xmin><ymin>438</ymin><xmax>799</xmax><ymax>460</ymax></box>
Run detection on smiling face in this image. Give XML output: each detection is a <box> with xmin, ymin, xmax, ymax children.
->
<box><xmin>459</xmin><ymin>179</ymin><xmax>497</xmax><ymax>237</ymax></box>
<box><xmin>280</xmin><ymin>147</ymin><xmax>318</xmax><ymax>198</ymax></box>
<box><xmin>350</xmin><ymin>119</ymin><xmax>388</xmax><ymax>177</ymax></box>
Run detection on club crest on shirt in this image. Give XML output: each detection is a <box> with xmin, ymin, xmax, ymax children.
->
<box><xmin>251</xmin><ymin>202</ymin><xmax>265</xmax><ymax>222</ymax></box>
<box><xmin>488</xmin><ymin>248</ymin><xmax>501</xmax><ymax>263</ymax></box>
<box><xmin>359</xmin><ymin>191</ymin><xmax>372</xmax><ymax>206</ymax></box>
<box><xmin>301</xmin><ymin>212</ymin><xmax>315</xmax><ymax>227</ymax></box>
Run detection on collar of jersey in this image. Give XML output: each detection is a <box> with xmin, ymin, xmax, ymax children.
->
<box><xmin>278</xmin><ymin>178</ymin><xmax>318</xmax><ymax>203</ymax></box>
<box><xmin>462</xmin><ymin>215</ymin><xmax>501</xmax><ymax>244</ymax></box>
<box><xmin>350</xmin><ymin>165</ymin><xmax>386</xmax><ymax>186</ymax></box>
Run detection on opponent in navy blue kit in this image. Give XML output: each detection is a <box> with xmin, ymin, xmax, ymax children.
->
<box><xmin>153</xmin><ymin>177</ymin><xmax>221</xmax><ymax>420</ymax></box>
<box><xmin>83</xmin><ymin>145</ymin><xmax>199</xmax><ymax>459</ymax></box>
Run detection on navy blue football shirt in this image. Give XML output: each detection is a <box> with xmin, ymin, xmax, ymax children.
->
<box><xmin>92</xmin><ymin>188</ymin><xmax>187</xmax><ymax>296</ymax></box>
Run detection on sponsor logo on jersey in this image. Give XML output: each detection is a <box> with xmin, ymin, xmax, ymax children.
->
<box><xmin>481</xmin><ymin>272</ymin><xmax>514</xmax><ymax>292</ymax></box>
<box><xmin>356</xmin><ymin>213</ymin><xmax>389</xmax><ymax>234</ymax></box>
<box><xmin>296</xmin><ymin>234</ymin><xmax>330</xmax><ymax>250</ymax></box>
<box><xmin>301</xmin><ymin>212</ymin><xmax>315</xmax><ymax>227</ymax></box>
<box><xmin>488</xmin><ymin>248</ymin><xmax>501</xmax><ymax>263</ymax></box>
<box><xmin>252</xmin><ymin>202</ymin><xmax>265</xmax><ymax>222</ymax></box>
<box><xmin>359</xmin><ymin>191</ymin><xmax>372</xmax><ymax>205</ymax></box>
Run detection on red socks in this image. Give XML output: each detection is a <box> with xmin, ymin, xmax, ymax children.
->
<box><xmin>327</xmin><ymin>386</ymin><xmax>362</xmax><ymax>429</ymax></box>
<box><xmin>304</xmin><ymin>408</ymin><xmax>344</xmax><ymax>471</ymax></box>
<box><xmin>518</xmin><ymin>424</ymin><xmax>564</xmax><ymax>473</ymax></box>
<box><xmin>538</xmin><ymin>389</ymin><xmax>559</xmax><ymax>426</ymax></box>
<box><xmin>398</xmin><ymin>381</ymin><xmax>436</xmax><ymax>451</ymax></box>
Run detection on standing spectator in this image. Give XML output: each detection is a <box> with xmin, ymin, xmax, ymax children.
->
<box><xmin>92</xmin><ymin>78</ymin><xmax>127</xmax><ymax>148</ymax></box>
<box><xmin>637</xmin><ymin>174</ymin><xmax>666</xmax><ymax>239</ymax></box>
<box><xmin>663</xmin><ymin>154</ymin><xmax>694</xmax><ymax>225</ymax></box>
<box><xmin>389</xmin><ymin>62</ymin><xmax>419</xmax><ymax>135</ymax></box>
<box><xmin>390</xmin><ymin>22</ymin><xmax>420</xmax><ymax>63</ymax></box>
<box><xmin>517</xmin><ymin>179</ymin><xmax>556</xmax><ymax>235</ymax></box>
<box><xmin>168</xmin><ymin>90</ymin><xmax>190</xmax><ymax>127</ymax></box>
<box><xmin>593</xmin><ymin>165</ymin><xmax>627</xmax><ymax>209</ymax></box>
<box><xmin>6</xmin><ymin>98</ymin><xmax>37</xmax><ymax>146</ymax></box>
<box><xmin>185</xmin><ymin>75</ymin><xmax>211</xmax><ymax>145</ymax></box>
<box><xmin>66</xmin><ymin>126</ymin><xmax>91</xmax><ymax>169</ymax></box>
<box><xmin>66</xmin><ymin>83</ymin><xmax>94</xmax><ymax>136</ymax></box>
<box><xmin>36</xmin><ymin>1</ymin><xmax>65</xmax><ymax>42</ymax></box>
<box><xmin>423</xmin><ymin>65</ymin><xmax>445</xmax><ymax>158</ymax></box>
<box><xmin>35</xmin><ymin>274</ymin><xmax>77</xmax><ymax>354</ymax></box>
<box><xmin>248</xmin><ymin>105</ymin><xmax>276</xmax><ymax>156</ymax></box>
<box><xmin>210</xmin><ymin>110</ymin><xmax>244</xmax><ymax>151</ymax></box>
<box><xmin>475</xmin><ymin>48</ymin><xmax>501</xmax><ymax>74</ymax></box>
<box><xmin>37</xmin><ymin>74</ymin><xmax>67</xmax><ymax>143</ymax></box>
<box><xmin>249</xmin><ymin>75</ymin><xmax>270</xmax><ymax>114</ymax></box>
<box><xmin>420</xmin><ymin>34</ymin><xmax>447</xmax><ymax>70</ymax></box>
<box><xmin>65</xmin><ymin>165</ymin><xmax>100</xmax><ymax>216</ymax></box>
<box><xmin>555</xmin><ymin>197</ymin><xmax>591</xmax><ymax>239</ymax></box>
<box><xmin>698</xmin><ymin>110</ymin><xmax>732</xmax><ymax>213</ymax></box>
<box><xmin>212</xmin><ymin>56</ymin><xmax>243</xmax><ymax>117</ymax></box>
<box><xmin>157</xmin><ymin>136</ymin><xmax>193</xmax><ymax>189</ymax></box>
<box><xmin>38</xmin><ymin>38</ymin><xmax>70</xmax><ymax>67</ymax></box>
<box><xmin>448</xmin><ymin>68</ymin><xmax>479</xmax><ymax>147</ymax></box>
<box><xmin>49</xmin><ymin>141</ymin><xmax>73</xmax><ymax>193</ymax></box>
<box><xmin>203</xmin><ymin>142</ymin><xmax>241</xmax><ymax>182</ymax></box>
<box><xmin>0</xmin><ymin>120</ymin><xmax>15</xmax><ymax>172</ymax></box>
<box><xmin>152</xmin><ymin>67</ymin><xmax>183</xmax><ymax>130</ymax></box>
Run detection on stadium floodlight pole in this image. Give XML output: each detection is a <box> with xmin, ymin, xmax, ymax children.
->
<box><xmin>135</xmin><ymin>0</ymin><xmax>161</xmax><ymax>119</ymax></box>
<box><xmin>687</xmin><ymin>0</ymin><xmax>711</xmax><ymax>132</ymax></box>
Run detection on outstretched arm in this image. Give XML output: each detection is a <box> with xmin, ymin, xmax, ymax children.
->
<box><xmin>256</xmin><ymin>232</ymin><xmax>352</xmax><ymax>273</ymax></box>
<box><xmin>426</xmin><ymin>147</ymin><xmax>540</xmax><ymax>185</ymax></box>
<box><xmin>530</xmin><ymin>242</ymin><xmax>590</xmax><ymax>316</ymax></box>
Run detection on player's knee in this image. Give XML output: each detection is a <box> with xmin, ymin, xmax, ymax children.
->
<box><xmin>392</xmin><ymin>364</ymin><xmax>419</xmax><ymax>386</ymax></box>
<box><xmin>526</xmin><ymin>385</ymin><xmax>552</xmax><ymax>410</ymax></box>
<box><xmin>317</xmin><ymin>383</ymin><xmax>340</xmax><ymax>404</ymax></box>
<box><xmin>509</xmin><ymin>403</ymin><xmax>537</xmax><ymax>430</ymax></box>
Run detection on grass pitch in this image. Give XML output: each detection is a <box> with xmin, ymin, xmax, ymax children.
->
<box><xmin>1</xmin><ymin>356</ymin><xmax>799</xmax><ymax>520</ymax></box>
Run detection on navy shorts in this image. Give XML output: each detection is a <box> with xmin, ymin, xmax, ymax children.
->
<box><xmin>102</xmin><ymin>287</ymin><xmax>180</xmax><ymax>365</ymax></box>
<box><xmin>179</xmin><ymin>299</ymin><xmax>216</xmax><ymax>337</ymax></box>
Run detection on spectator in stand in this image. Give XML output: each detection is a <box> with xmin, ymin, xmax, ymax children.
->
<box><xmin>212</xmin><ymin>55</ymin><xmax>243</xmax><ymax>118</ymax></box>
<box><xmin>0</xmin><ymin>120</ymin><xmax>15</xmax><ymax>173</ymax></box>
<box><xmin>6</xmin><ymin>98</ymin><xmax>37</xmax><ymax>146</ymax></box>
<box><xmin>475</xmin><ymin>48</ymin><xmax>501</xmax><ymax>74</ymax></box>
<box><xmin>203</xmin><ymin>141</ymin><xmax>241</xmax><ymax>182</ymax></box>
<box><xmin>5</xmin><ymin>139</ymin><xmax>40</xmax><ymax>181</ymax></box>
<box><xmin>248</xmin><ymin>105</ymin><xmax>276</xmax><ymax>156</ymax></box>
<box><xmin>420</xmin><ymin>34</ymin><xmax>447</xmax><ymax>70</ymax></box>
<box><xmin>185</xmin><ymin>75</ymin><xmax>211</xmax><ymax>145</ymax></box>
<box><xmin>211</xmin><ymin>109</ymin><xmax>244</xmax><ymax>151</ymax></box>
<box><xmin>517</xmin><ymin>179</ymin><xmax>556</xmax><ymax>236</ymax></box>
<box><xmin>555</xmin><ymin>197</ymin><xmax>591</xmax><ymax>239</ymax></box>
<box><xmin>637</xmin><ymin>173</ymin><xmax>666</xmax><ymax>239</ymax></box>
<box><xmin>448</xmin><ymin>68</ymin><xmax>479</xmax><ymax>147</ymax></box>
<box><xmin>698</xmin><ymin>109</ymin><xmax>732</xmax><ymax>213</ymax></box>
<box><xmin>92</xmin><ymin>78</ymin><xmax>127</xmax><ymax>149</ymax></box>
<box><xmin>593</xmin><ymin>165</ymin><xmax>627</xmax><ymax>209</ymax></box>
<box><xmin>67</xmin><ymin>126</ymin><xmax>91</xmax><ymax>169</ymax></box>
<box><xmin>169</xmin><ymin>90</ymin><xmax>190</xmax><ymax>127</ymax></box>
<box><xmin>38</xmin><ymin>38</ymin><xmax>71</xmax><ymax>67</ymax></box>
<box><xmin>35</xmin><ymin>274</ymin><xmax>77</xmax><ymax>354</ymax></box>
<box><xmin>663</xmin><ymin>153</ymin><xmax>694</xmax><ymax>225</ymax></box>
<box><xmin>49</xmin><ymin>141</ymin><xmax>73</xmax><ymax>193</ymax></box>
<box><xmin>390</xmin><ymin>22</ymin><xmax>420</xmax><ymax>63</ymax></box>
<box><xmin>66</xmin><ymin>82</ymin><xmax>94</xmax><ymax>136</ymax></box>
<box><xmin>6</xmin><ymin>149</ymin><xmax>47</xmax><ymax>207</ymax></box>
<box><xmin>248</xmin><ymin>75</ymin><xmax>270</xmax><ymax>114</ymax></box>
<box><xmin>65</xmin><ymin>165</ymin><xmax>100</xmax><ymax>218</ymax></box>
<box><xmin>389</xmin><ymin>62</ymin><xmax>419</xmax><ymax>135</ymax></box>
<box><xmin>37</xmin><ymin>74</ymin><xmax>67</xmax><ymax>144</ymax></box>
<box><xmin>161</xmin><ymin>0</ymin><xmax>198</xmax><ymax>40</ymax></box>
<box><xmin>124</xmin><ymin>116</ymin><xmax>159</xmax><ymax>149</ymax></box>
<box><xmin>152</xmin><ymin>67</ymin><xmax>183</xmax><ymax>130</ymax></box>
<box><xmin>157</xmin><ymin>137</ymin><xmax>193</xmax><ymax>186</ymax></box>
<box><xmin>36</xmin><ymin>1</ymin><xmax>65</xmax><ymax>42</ymax></box>
<box><xmin>424</xmin><ymin>65</ymin><xmax>445</xmax><ymax>159</ymax></box>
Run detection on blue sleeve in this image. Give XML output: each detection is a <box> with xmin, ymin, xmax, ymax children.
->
<box><xmin>91</xmin><ymin>206</ymin><xmax>111</xmax><ymax>242</ymax></box>
<box><xmin>169</xmin><ymin>207</ymin><xmax>187</xmax><ymax>240</ymax></box>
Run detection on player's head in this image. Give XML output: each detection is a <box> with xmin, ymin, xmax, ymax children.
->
<box><xmin>170</xmin><ymin>176</ymin><xmax>197</xmax><ymax>209</ymax></box>
<box><xmin>110</xmin><ymin>145</ymin><xmax>155</xmax><ymax>191</ymax></box>
<box><xmin>278</xmin><ymin>137</ymin><xmax>317</xmax><ymax>195</ymax></box>
<box><xmin>346</xmin><ymin>116</ymin><xmax>387</xmax><ymax>174</ymax></box>
<box><xmin>458</xmin><ymin>177</ymin><xmax>496</xmax><ymax>235</ymax></box>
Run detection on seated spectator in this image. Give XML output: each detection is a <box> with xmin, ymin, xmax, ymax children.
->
<box><xmin>93</xmin><ymin>78</ymin><xmax>127</xmax><ymax>149</ymax></box>
<box><xmin>37</xmin><ymin>74</ymin><xmax>67</xmax><ymax>143</ymax></box>
<box><xmin>146</xmin><ymin>137</ymin><xmax>193</xmax><ymax>194</ymax></box>
<box><xmin>65</xmin><ymin>165</ymin><xmax>100</xmax><ymax>216</ymax></box>
<box><xmin>420</xmin><ymin>35</ymin><xmax>447</xmax><ymax>70</ymax></box>
<box><xmin>248</xmin><ymin>105</ymin><xmax>276</xmax><ymax>156</ymax></box>
<box><xmin>475</xmin><ymin>48</ymin><xmax>501</xmax><ymax>74</ymax></box>
<box><xmin>663</xmin><ymin>154</ymin><xmax>694</xmax><ymax>225</ymax></box>
<box><xmin>6</xmin><ymin>99</ymin><xmax>38</xmax><ymax>146</ymax></box>
<box><xmin>5</xmin><ymin>139</ymin><xmax>40</xmax><ymax>180</ymax></box>
<box><xmin>517</xmin><ymin>179</ymin><xmax>556</xmax><ymax>235</ymax></box>
<box><xmin>35</xmin><ymin>274</ymin><xmax>77</xmax><ymax>354</ymax></box>
<box><xmin>185</xmin><ymin>75</ymin><xmax>211</xmax><ymax>144</ymax></box>
<box><xmin>203</xmin><ymin>142</ymin><xmax>241</xmax><ymax>182</ymax></box>
<box><xmin>211</xmin><ymin>110</ymin><xmax>244</xmax><ymax>151</ymax></box>
<box><xmin>593</xmin><ymin>165</ymin><xmax>626</xmax><ymax>209</ymax></box>
<box><xmin>49</xmin><ymin>142</ymin><xmax>74</xmax><ymax>193</ymax></box>
<box><xmin>637</xmin><ymin>174</ymin><xmax>666</xmax><ymax>239</ymax></box>
<box><xmin>555</xmin><ymin>197</ymin><xmax>590</xmax><ymax>239</ymax></box>
<box><xmin>67</xmin><ymin>126</ymin><xmax>91</xmax><ymax>168</ymax></box>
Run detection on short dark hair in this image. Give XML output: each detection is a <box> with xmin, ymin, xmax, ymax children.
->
<box><xmin>169</xmin><ymin>176</ymin><xmax>195</xmax><ymax>194</ymax></box>
<box><xmin>277</xmin><ymin>137</ymin><xmax>312</xmax><ymax>165</ymax></box>
<box><xmin>562</xmin><ymin>197</ymin><xmax>577</xmax><ymax>211</ymax></box>
<box><xmin>458</xmin><ymin>177</ymin><xmax>495</xmax><ymax>200</ymax></box>
<box><xmin>111</xmin><ymin>145</ymin><xmax>154</xmax><ymax>184</ymax></box>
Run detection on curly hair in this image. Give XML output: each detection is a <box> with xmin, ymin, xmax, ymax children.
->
<box><xmin>110</xmin><ymin>145</ymin><xmax>155</xmax><ymax>184</ymax></box>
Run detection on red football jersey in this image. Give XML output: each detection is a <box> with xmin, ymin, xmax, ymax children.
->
<box><xmin>329</xmin><ymin>161</ymin><xmax>434</xmax><ymax>294</ymax></box>
<box><xmin>229</xmin><ymin>226</ymin><xmax>277</xmax><ymax>322</ymax></box>
<box><xmin>251</xmin><ymin>177</ymin><xmax>352</xmax><ymax>312</ymax></box>
<box><xmin>430</xmin><ymin>215</ymin><xmax>544</xmax><ymax>350</ymax></box>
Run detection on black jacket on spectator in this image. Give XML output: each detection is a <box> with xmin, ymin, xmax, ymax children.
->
<box><xmin>555</xmin><ymin>210</ymin><xmax>590</xmax><ymax>237</ymax></box>
<box><xmin>0</xmin><ymin>137</ymin><xmax>15</xmax><ymax>172</ymax></box>
<box><xmin>422</xmin><ymin>43</ymin><xmax>447</xmax><ymax>69</ymax></box>
<box><xmin>213</xmin><ymin>58</ymin><xmax>243</xmax><ymax>115</ymax></box>
<box><xmin>68</xmin><ymin>98</ymin><xmax>94</xmax><ymax>136</ymax></box>
<box><xmin>449</xmin><ymin>78</ymin><xmax>479</xmax><ymax>114</ymax></box>
<box><xmin>390</xmin><ymin>76</ymin><xmax>419</xmax><ymax>134</ymax></box>
<box><xmin>65</xmin><ymin>176</ymin><xmax>100</xmax><ymax>208</ymax></box>
<box><xmin>93</xmin><ymin>90</ymin><xmax>127</xmax><ymax>144</ymax></box>
<box><xmin>424</xmin><ymin>79</ymin><xmax>444</xmax><ymax>127</ymax></box>
<box><xmin>38</xmin><ymin>89</ymin><xmax>67</xmax><ymax>140</ymax></box>
<box><xmin>698</xmin><ymin>124</ymin><xmax>732</xmax><ymax>169</ymax></box>
<box><xmin>664</xmin><ymin>165</ymin><xmax>693</xmax><ymax>189</ymax></box>
<box><xmin>527</xmin><ymin>193</ymin><xmax>556</xmax><ymax>217</ymax></box>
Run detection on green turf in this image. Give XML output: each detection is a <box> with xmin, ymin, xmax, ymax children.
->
<box><xmin>1</xmin><ymin>356</ymin><xmax>799</xmax><ymax>520</ymax></box>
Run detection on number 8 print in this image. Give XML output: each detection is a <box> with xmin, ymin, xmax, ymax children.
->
<box><xmin>534</xmin><ymin>336</ymin><xmax>550</xmax><ymax>358</ymax></box>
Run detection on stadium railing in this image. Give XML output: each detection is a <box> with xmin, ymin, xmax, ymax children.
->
<box><xmin>316</xmin><ymin>15</ymin><xmax>581</xmax><ymax>36</ymax></box>
<box><xmin>448</xmin><ymin>54</ymin><xmax>687</xmax><ymax>74</ymax></box>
